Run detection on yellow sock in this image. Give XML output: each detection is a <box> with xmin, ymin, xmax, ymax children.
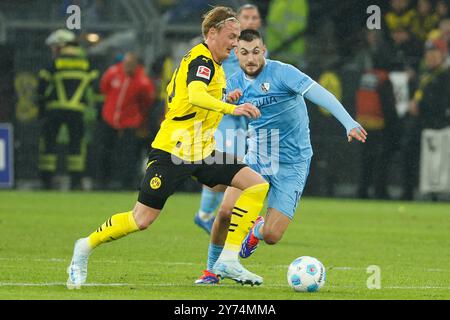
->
<box><xmin>88</xmin><ymin>211</ymin><xmax>139</xmax><ymax>249</ymax></box>
<box><xmin>224</xmin><ymin>182</ymin><xmax>269</xmax><ymax>252</ymax></box>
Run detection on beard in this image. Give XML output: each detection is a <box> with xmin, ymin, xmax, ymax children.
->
<box><xmin>244</xmin><ymin>64</ymin><xmax>264</xmax><ymax>77</ymax></box>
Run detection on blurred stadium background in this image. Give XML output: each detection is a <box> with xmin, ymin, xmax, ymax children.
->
<box><xmin>0</xmin><ymin>0</ymin><xmax>449</xmax><ymax>201</ymax></box>
<box><xmin>0</xmin><ymin>0</ymin><xmax>450</xmax><ymax>301</ymax></box>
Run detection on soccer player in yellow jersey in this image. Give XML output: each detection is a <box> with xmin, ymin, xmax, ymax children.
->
<box><xmin>194</xmin><ymin>4</ymin><xmax>264</xmax><ymax>235</ymax></box>
<box><xmin>66</xmin><ymin>6</ymin><xmax>269</xmax><ymax>289</ymax></box>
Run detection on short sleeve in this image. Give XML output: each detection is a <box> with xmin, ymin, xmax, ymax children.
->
<box><xmin>187</xmin><ymin>55</ymin><xmax>216</xmax><ymax>85</ymax></box>
<box><xmin>279</xmin><ymin>64</ymin><xmax>315</xmax><ymax>96</ymax></box>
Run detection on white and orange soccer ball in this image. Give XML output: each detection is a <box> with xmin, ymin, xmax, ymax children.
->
<box><xmin>287</xmin><ymin>256</ymin><xmax>326</xmax><ymax>292</ymax></box>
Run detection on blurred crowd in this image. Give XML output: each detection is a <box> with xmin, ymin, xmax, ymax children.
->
<box><xmin>37</xmin><ymin>29</ymin><xmax>158</xmax><ymax>191</ymax></box>
<box><xmin>5</xmin><ymin>0</ymin><xmax>450</xmax><ymax>200</ymax></box>
<box><xmin>353</xmin><ymin>0</ymin><xmax>450</xmax><ymax>200</ymax></box>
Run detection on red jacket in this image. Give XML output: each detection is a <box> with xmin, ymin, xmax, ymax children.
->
<box><xmin>100</xmin><ymin>63</ymin><xmax>155</xmax><ymax>129</ymax></box>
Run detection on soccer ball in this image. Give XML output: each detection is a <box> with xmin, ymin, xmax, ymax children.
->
<box><xmin>287</xmin><ymin>256</ymin><xmax>326</xmax><ymax>292</ymax></box>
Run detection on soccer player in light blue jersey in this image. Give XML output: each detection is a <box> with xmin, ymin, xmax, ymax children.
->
<box><xmin>195</xmin><ymin>29</ymin><xmax>367</xmax><ymax>285</ymax></box>
<box><xmin>194</xmin><ymin>4</ymin><xmax>263</xmax><ymax>234</ymax></box>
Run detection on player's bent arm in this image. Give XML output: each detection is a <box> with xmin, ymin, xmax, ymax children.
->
<box><xmin>188</xmin><ymin>81</ymin><xmax>236</xmax><ymax>115</ymax></box>
<box><xmin>304</xmin><ymin>83</ymin><xmax>361</xmax><ymax>135</ymax></box>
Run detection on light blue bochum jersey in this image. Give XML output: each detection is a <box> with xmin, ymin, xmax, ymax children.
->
<box><xmin>227</xmin><ymin>59</ymin><xmax>317</xmax><ymax>165</ymax></box>
<box><xmin>222</xmin><ymin>49</ymin><xmax>241</xmax><ymax>78</ymax></box>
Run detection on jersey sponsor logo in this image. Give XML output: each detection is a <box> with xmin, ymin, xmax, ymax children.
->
<box><xmin>196</xmin><ymin>66</ymin><xmax>211</xmax><ymax>80</ymax></box>
<box><xmin>150</xmin><ymin>174</ymin><xmax>162</xmax><ymax>190</ymax></box>
<box><xmin>251</xmin><ymin>96</ymin><xmax>278</xmax><ymax>108</ymax></box>
<box><xmin>261</xmin><ymin>82</ymin><xmax>270</xmax><ymax>93</ymax></box>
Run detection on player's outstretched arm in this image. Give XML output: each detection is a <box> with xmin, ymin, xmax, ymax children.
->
<box><xmin>233</xmin><ymin>102</ymin><xmax>260</xmax><ymax>119</ymax></box>
<box><xmin>188</xmin><ymin>81</ymin><xmax>259</xmax><ymax>119</ymax></box>
<box><xmin>188</xmin><ymin>81</ymin><xmax>236</xmax><ymax>114</ymax></box>
<box><xmin>304</xmin><ymin>83</ymin><xmax>367</xmax><ymax>143</ymax></box>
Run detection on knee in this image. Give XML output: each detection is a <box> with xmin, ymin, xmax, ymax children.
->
<box><xmin>247</xmin><ymin>182</ymin><xmax>270</xmax><ymax>203</ymax></box>
<box><xmin>263</xmin><ymin>231</ymin><xmax>282</xmax><ymax>245</ymax></box>
<box><xmin>134</xmin><ymin>215</ymin><xmax>152</xmax><ymax>230</ymax></box>
<box><xmin>135</xmin><ymin>219</ymin><xmax>151</xmax><ymax>230</ymax></box>
<box><xmin>217</xmin><ymin>205</ymin><xmax>233</xmax><ymax>222</ymax></box>
<box><xmin>133</xmin><ymin>208</ymin><xmax>159</xmax><ymax>230</ymax></box>
<box><xmin>251</xmin><ymin>181</ymin><xmax>270</xmax><ymax>195</ymax></box>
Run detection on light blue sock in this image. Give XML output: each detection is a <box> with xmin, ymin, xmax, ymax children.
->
<box><xmin>214</xmin><ymin>191</ymin><xmax>224</xmax><ymax>208</ymax></box>
<box><xmin>207</xmin><ymin>243</ymin><xmax>224</xmax><ymax>272</ymax></box>
<box><xmin>253</xmin><ymin>221</ymin><xmax>264</xmax><ymax>240</ymax></box>
<box><xmin>199</xmin><ymin>187</ymin><xmax>223</xmax><ymax>218</ymax></box>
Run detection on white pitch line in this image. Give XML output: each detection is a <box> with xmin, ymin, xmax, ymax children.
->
<box><xmin>1</xmin><ymin>258</ymin><xmax>449</xmax><ymax>274</ymax></box>
<box><xmin>0</xmin><ymin>257</ymin><xmax>199</xmax><ymax>266</ymax></box>
<box><xmin>0</xmin><ymin>282</ymin><xmax>449</xmax><ymax>290</ymax></box>
<box><xmin>0</xmin><ymin>282</ymin><xmax>178</xmax><ymax>288</ymax></box>
<box><xmin>426</xmin><ymin>269</ymin><xmax>450</xmax><ymax>272</ymax></box>
<box><xmin>385</xmin><ymin>286</ymin><xmax>450</xmax><ymax>290</ymax></box>
<box><xmin>273</xmin><ymin>265</ymin><xmax>361</xmax><ymax>270</ymax></box>
<box><xmin>0</xmin><ymin>258</ymin><xmax>66</xmax><ymax>262</ymax></box>
<box><xmin>0</xmin><ymin>282</ymin><xmax>178</xmax><ymax>287</ymax></box>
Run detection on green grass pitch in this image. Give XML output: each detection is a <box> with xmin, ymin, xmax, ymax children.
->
<box><xmin>0</xmin><ymin>191</ymin><xmax>449</xmax><ymax>300</ymax></box>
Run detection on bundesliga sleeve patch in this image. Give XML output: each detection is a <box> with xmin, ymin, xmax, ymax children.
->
<box><xmin>196</xmin><ymin>66</ymin><xmax>211</xmax><ymax>80</ymax></box>
<box><xmin>187</xmin><ymin>55</ymin><xmax>215</xmax><ymax>85</ymax></box>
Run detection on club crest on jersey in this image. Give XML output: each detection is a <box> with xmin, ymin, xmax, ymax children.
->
<box><xmin>261</xmin><ymin>82</ymin><xmax>270</xmax><ymax>93</ymax></box>
<box><xmin>196</xmin><ymin>66</ymin><xmax>211</xmax><ymax>80</ymax></box>
<box><xmin>150</xmin><ymin>174</ymin><xmax>162</xmax><ymax>190</ymax></box>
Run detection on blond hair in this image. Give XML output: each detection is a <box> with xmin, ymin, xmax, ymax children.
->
<box><xmin>201</xmin><ymin>6</ymin><xmax>239</xmax><ymax>38</ymax></box>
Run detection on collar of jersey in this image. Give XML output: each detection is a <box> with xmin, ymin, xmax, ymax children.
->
<box><xmin>202</xmin><ymin>42</ymin><xmax>222</xmax><ymax>65</ymax></box>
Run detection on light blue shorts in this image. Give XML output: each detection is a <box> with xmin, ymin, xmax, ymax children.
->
<box><xmin>214</xmin><ymin>115</ymin><xmax>247</xmax><ymax>159</ymax></box>
<box><xmin>243</xmin><ymin>156</ymin><xmax>311</xmax><ymax>220</ymax></box>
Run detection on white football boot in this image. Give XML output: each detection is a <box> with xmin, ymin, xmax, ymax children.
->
<box><xmin>213</xmin><ymin>259</ymin><xmax>263</xmax><ymax>286</ymax></box>
<box><xmin>66</xmin><ymin>238</ymin><xmax>90</xmax><ymax>289</ymax></box>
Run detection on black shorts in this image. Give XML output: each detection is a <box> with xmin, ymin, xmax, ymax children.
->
<box><xmin>138</xmin><ymin>148</ymin><xmax>247</xmax><ymax>210</ymax></box>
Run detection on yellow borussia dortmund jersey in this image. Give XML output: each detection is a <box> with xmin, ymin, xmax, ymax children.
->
<box><xmin>152</xmin><ymin>43</ymin><xmax>227</xmax><ymax>162</ymax></box>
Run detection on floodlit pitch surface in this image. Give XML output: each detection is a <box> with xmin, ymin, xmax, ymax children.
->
<box><xmin>0</xmin><ymin>191</ymin><xmax>449</xmax><ymax>300</ymax></box>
